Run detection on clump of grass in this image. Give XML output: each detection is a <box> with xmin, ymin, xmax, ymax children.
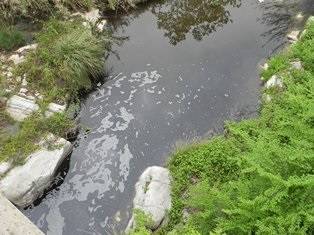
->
<box><xmin>0</xmin><ymin>112</ymin><xmax>74</xmax><ymax>164</ymax></box>
<box><xmin>0</xmin><ymin>0</ymin><xmax>52</xmax><ymax>23</ymax></box>
<box><xmin>16</xmin><ymin>19</ymin><xmax>107</xmax><ymax>103</ymax></box>
<box><xmin>0</xmin><ymin>0</ymin><xmax>97</xmax><ymax>23</ymax></box>
<box><xmin>0</xmin><ymin>26</ymin><xmax>26</xmax><ymax>51</ymax></box>
<box><xmin>261</xmin><ymin>54</ymin><xmax>290</xmax><ymax>81</ymax></box>
<box><xmin>0</xmin><ymin>0</ymin><xmax>133</xmax><ymax>23</ymax></box>
<box><xmin>166</xmin><ymin>20</ymin><xmax>314</xmax><ymax>234</ymax></box>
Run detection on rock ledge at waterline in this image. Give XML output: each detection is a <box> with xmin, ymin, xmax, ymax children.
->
<box><xmin>127</xmin><ymin>166</ymin><xmax>171</xmax><ymax>231</ymax></box>
<box><xmin>0</xmin><ymin>134</ymin><xmax>72</xmax><ymax>207</ymax></box>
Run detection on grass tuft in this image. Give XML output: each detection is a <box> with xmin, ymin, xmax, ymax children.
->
<box><xmin>16</xmin><ymin>19</ymin><xmax>108</xmax><ymax>103</ymax></box>
<box><xmin>0</xmin><ymin>26</ymin><xmax>26</xmax><ymax>52</ymax></box>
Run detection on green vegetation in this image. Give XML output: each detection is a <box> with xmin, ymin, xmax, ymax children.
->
<box><xmin>165</xmin><ymin>20</ymin><xmax>314</xmax><ymax>234</ymax></box>
<box><xmin>0</xmin><ymin>2</ymin><xmax>113</xmax><ymax>165</ymax></box>
<box><xmin>0</xmin><ymin>0</ymin><xmax>137</xmax><ymax>23</ymax></box>
<box><xmin>129</xmin><ymin>209</ymin><xmax>154</xmax><ymax>235</ymax></box>
<box><xmin>0</xmin><ymin>0</ymin><xmax>93</xmax><ymax>23</ymax></box>
<box><xmin>60</xmin><ymin>0</ymin><xmax>94</xmax><ymax>11</ymax></box>
<box><xmin>0</xmin><ymin>112</ymin><xmax>74</xmax><ymax>164</ymax></box>
<box><xmin>15</xmin><ymin>19</ymin><xmax>107</xmax><ymax>103</ymax></box>
<box><xmin>0</xmin><ymin>26</ymin><xmax>26</xmax><ymax>52</ymax></box>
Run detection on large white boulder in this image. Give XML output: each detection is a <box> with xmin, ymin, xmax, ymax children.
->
<box><xmin>6</xmin><ymin>95</ymin><xmax>39</xmax><ymax>121</ymax></box>
<box><xmin>127</xmin><ymin>166</ymin><xmax>171</xmax><ymax>231</ymax></box>
<box><xmin>0</xmin><ymin>135</ymin><xmax>72</xmax><ymax>207</ymax></box>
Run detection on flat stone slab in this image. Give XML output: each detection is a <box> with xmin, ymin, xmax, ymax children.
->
<box><xmin>0</xmin><ymin>194</ymin><xmax>44</xmax><ymax>234</ymax></box>
<box><xmin>6</xmin><ymin>95</ymin><xmax>39</xmax><ymax>121</ymax></box>
<box><xmin>0</xmin><ymin>135</ymin><xmax>72</xmax><ymax>207</ymax></box>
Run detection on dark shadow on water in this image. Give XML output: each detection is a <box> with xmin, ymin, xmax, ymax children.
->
<box><xmin>259</xmin><ymin>0</ymin><xmax>314</xmax><ymax>55</ymax></box>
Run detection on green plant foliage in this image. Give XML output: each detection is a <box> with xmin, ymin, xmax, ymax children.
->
<box><xmin>60</xmin><ymin>0</ymin><xmax>94</xmax><ymax>11</ymax></box>
<box><xmin>261</xmin><ymin>54</ymin><xmax>290</xmax><ymax>81</ymax></box>
<box><xmin>167</xmin><ymin>224</ymin><xmax>202</xmax><ymax>235</ymax></box>
<box><xmin>0</xmin><ymin>26</ymin><xmax>26</xmax><ymax>51</ymax></box>
<box><xmin>166</xmin><ymin>20</ymin><xmax>314</xmax><ymax>234</ymax></box>
<box><xmin>0</xmin><ymin>112</ymin><xmax>74</xmax><ymax>164</ymax></box>
<box><xmin>0</xmin><ymin>0</ymin><xmax>134</xmax><ymax>23</ymax></box>
<box><xmin>167</xmin><ymin>138</ymin><xmax>241</xmax><ymax>229</ymax></box>
<box><xmin>16</xmin><ymin>19</ymin><xmax>107</xmax><ymax>102</ymax></box>
<box><xmin>128</xmin><ymin>209</ymin><xmax>154</xmax><ymax>235</ymax></box>
<box><xmin>0</xmin><ymin>0</ymin><xmax>97</xmax><ymax>23</ymax></box>
<box><xmin>0</xmin><ymin>0</ymin><xmax>52</xmax><ymax>23</ymax></box>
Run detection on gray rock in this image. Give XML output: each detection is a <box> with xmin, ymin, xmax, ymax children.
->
<box><xmin>45</xmin><ymin>103</ymin><xmax>66</xmax><ymax>117</ymax></box>
<box><xmin>291</xmin><ymin>61</ymin><xmax>302</xmax><ymax>70</ymax></box>
<box><xmin>0</xmin><ymin>194</ymin><xmax>44</xmax><ymax>235</ymax></box>
<box><xmin>6</xmin><ymin>95</ymin><xmax>39</xmax><ymax>121</ymax></box>
<box><xmin>0</xmin><ymin>135</ymin><xmax>72</xmax><ymax>207</ymax></box>
<box><xmin>287</xmin><ymin>30</ymin><xmax>300</xmax><ymax>43</ymax></box>
<box><xmin>19</xmin><ymin>88</ymin><xmax>28</xmax><ymax>94</ymax></box>
<box><xmin>22</xmin><ymin>78</ymin><xmax>28</xmax><ymax>86</ymax></box>
<box><xmin>8</xmin><ymin>54</ymin><xmax>25</xmax><ymax>65</ymax></box>
<box><xmin>96</xmin><ymin>20</ymin><xmax>107</xmax><ymax>32</ymax></box>
<box><xmin>127</xmin><ymin>166</ymin><xmax>171</xmax><ymax>231</ymax></box>
<box><xmin>265</xmin><ymin>75</ymin><xmax>283</xmax><ymax>89</ymax></box>
<box><xmin>16</xmin><ymin>44</ymin><xmax>38</xmax><ymax>54</ymax></box>
<box><xmin>0</xmin><ymin>162</ymin><xmax>12</xmax><ymax>177</ymax></box>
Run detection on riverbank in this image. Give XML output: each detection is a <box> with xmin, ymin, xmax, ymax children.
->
<box><xmin>0</xmin><ymin>0</ymin><xmax>148</xmax><ymax>208</ymax></box>
<box><xmin>159</xmin><ymin>17</ymin><xmax>314</xmax><ymax>234</ymax></box>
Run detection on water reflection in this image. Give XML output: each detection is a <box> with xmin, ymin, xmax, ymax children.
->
<box><xmin>152</xmin><ymin>0</ymin><xmax>241</xmax><ymax>45</ymax></box>
<box><xmin>259</xmin><ymin>0</ymin><xmax>302</xmax><ymax>53</ymax></box>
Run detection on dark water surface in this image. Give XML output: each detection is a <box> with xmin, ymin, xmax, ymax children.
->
<box><xmin>23</xmin><ymin>0</ymin><xmax>314</xmax><ymax>234</ymax></box>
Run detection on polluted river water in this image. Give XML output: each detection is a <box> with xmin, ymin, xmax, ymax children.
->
<box><xmin>23</xmin><ymin>0</ymin><xmax>314</xmax><ymax>234</ymax></box>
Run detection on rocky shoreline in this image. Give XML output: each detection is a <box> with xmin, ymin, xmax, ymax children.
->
<box><xmin>0</xmin><ymin>2</ymin><xmax>148</xmax><ymax>208</ymax></box>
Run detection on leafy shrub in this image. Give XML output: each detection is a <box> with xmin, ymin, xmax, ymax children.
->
<box><xmin>16</xmin><ymin>19</ymin><xmax>107</xmax><ymax>102</ymax></box>
<box><xmin>0</xmin><ymin>26</ymin><xmax>26</xmax><ymax>51</ymax></box>
<box><xmin>167</xmin><ymin>20</ymin><xmax>314</xmax><ymax>234</ymax></box>
<box><xmin>167</xmin><ymin>224</ymin><xmax>201</xmax><ymax>235</ymax></box>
